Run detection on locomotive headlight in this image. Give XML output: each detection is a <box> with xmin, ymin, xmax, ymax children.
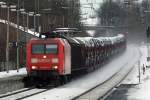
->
<box><xmin>31</xmin><ymin>58</ymin><xmax>38</xmax><ymax>63</ymax></box>
<box><xmin>52</xmin><ymin>58</ymin><xmax>58</xmax><ymax>63</ymax></box>
<box><xmin>31</xmin><ymin>66</ymin><xmax>38</xmax><ymax>70</ymax></box>
<box><xmin>43</xmin><ymin>55</ymin><xmax>47</xmax><ymax>58</ymax></box>
<box><xmin>52</xmin><ymin>66</ymin><xmax>58</xmax><ymax>70</ymax></box>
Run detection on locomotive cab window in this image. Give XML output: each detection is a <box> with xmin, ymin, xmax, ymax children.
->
<box><xmin>46</xmin><ymin>44</ymin><xmax>58</xmax><ymax>54</ymax></box>
<box><xmin>32</xmin><ymin>44</ymin><xmax>58</xmax><ymax>54</ymax></box>
<box><xmin>32</xmin><ymin>44</ymin><xmax>45</xmax><ymax>54</ymax></box>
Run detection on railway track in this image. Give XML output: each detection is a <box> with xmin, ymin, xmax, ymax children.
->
<box><xmin>72</xmin><ymin>58</ymin><xmax>140</xmax><ymax>100</ymax></box>
<box><xmin>0</xmin><ymin>86</ymin><xmax>53</xmax><ymax>100</ymax></box>
<box><xmin>0</xmin><ymin>65</ymin><xmax>131</xmax><ymax>100</ymax></box>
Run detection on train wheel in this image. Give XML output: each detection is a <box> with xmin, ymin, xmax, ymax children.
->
<box><xmin>24</xmin><ymin>75</ymin><xmax>34</xmax><ymax>87</ymax></box>
<box><xmin>54</xmin><ymin>75</ymin><xmax>61</xmax><ymax>87</ymax></box>
<box><xmin>86</xmin><ymin>67</ymin><xmax>91</xmax><ymax>73</ymax></box>
<box><xmin>63</xmin><ymin>75</ymin><xmax>68</xmax><ymax>84</ymax></box>
<box><xmin>35</xmin><ymin>78</ymin><xmax>44</xmax><ymax>88</ymax></box>
<box><xmin>67</xmin><ymin>75</ymin><xmax>71</xmax><ymax>82</ymax></box>
<box><xmin>60</xmin><ymin>75</ymin><xmax>71</xmax><ymax>84</ymax></box>
<box><xmin>61</xmin><ymin>75</ymin><xmax>68</xmax><ymax>84</ymax></box>
<box><xmin>65</xmin><ymin>75</ymin><xmax>71</xmax><ymax>83</ymax></box>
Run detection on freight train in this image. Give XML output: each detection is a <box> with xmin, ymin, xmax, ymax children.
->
<box><xmin>26</xmin><ymin>28</ymin><xmax>126</xmax><ymax>85</ymax></box>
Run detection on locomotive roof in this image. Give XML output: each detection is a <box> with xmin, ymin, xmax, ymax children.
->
<box><xmin>65</xmin><ymin>37</ymin><xmax>80</xmax><ymax>45</ymax></box>
<box><xmin>55</xmin><ymin>27</ymin><xmax>78</xmax><ymax>31</ymax></box>
<box><xmin>54</xmin><ymin>27</ymin><xmax>80</xmax><ymax>34</ymax></box>
<box><xmin>33</xmin><ymin>33</ymin><xmax>125</xmax><ymax>47</ymax></box>
<box><xmin>74</xmin><ymin>38</ymin><xmax>85</xmax><ymax>45</ymax></box>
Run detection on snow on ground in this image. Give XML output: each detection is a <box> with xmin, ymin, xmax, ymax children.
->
<box><xmin>127</xmin><ymin>71</ymin><xmax>150</xmax><ymax>100</ymax></box>
<box><xmin>0</xmin><ymin>68</ymin><xmax>27</xmax><ymax>79</ymax></box>
<box><xmin>123</xmin><ymin>44</ymin><xmax>149</xmax><ymax>84</ymax></box>
<box><xmin>23</xmin><ymin>44</ymin><xmax>140</xmax><ymax>100</ymax></box>
<box><xmin>139</xmin><ymin>44</ymin><xmax>148</xmax><ymax>67</ymax></box>
<box><xmin>121</xmin><ymin>44</ymin><xmax>150</xmax><ymax>100</ymax></box>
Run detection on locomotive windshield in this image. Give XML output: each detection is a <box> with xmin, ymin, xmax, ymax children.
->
<box><xmin>32</xmin><ymin>44</ymin><xmax>58</xmax><ymax>54</ymax></box>
<box><xmin>32</xmin><ymin>44</ymin><xmax>44</xmax><ymax>54</ymax></box>
<box><xmin>45</xmin><ymin>44</ymin><xmax>58</xmax><ymax>54</ymax></box>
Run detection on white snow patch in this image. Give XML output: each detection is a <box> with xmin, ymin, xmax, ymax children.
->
<box><xmin>122</xmin><ymin>44</ymin><xmax>150</xmax><ymax>100</ymax></box>
<box><xmin>127</xmin><ymin>68</ymin><xmax>150</xmax><ymax>100</ymax></box>
<box><xmin>0</xmin><ymin>68</ymin><xmax>27</xmax><ymax>78</ymax></box>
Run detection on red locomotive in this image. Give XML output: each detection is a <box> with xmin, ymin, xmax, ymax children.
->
<box><xmin>26</xmin><ymin>28</ymin><xmax>126</xmax><ymax>85</ymax></box>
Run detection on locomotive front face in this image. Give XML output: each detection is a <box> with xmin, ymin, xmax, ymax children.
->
<box><xmin>31</xmin><ymin>43</ymin><xmax>59</xmax><ymax>70</ymax></box>
<box><xmin>26</xmin><ymin>38</ymin><xmax>71</xmax><ymax>76</ymax></box>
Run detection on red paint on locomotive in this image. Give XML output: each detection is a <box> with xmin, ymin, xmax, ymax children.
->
<box><xmin>26</xmin><ymin>38</ymin><xmax>66</xmax><ymax>76</ymax></box>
